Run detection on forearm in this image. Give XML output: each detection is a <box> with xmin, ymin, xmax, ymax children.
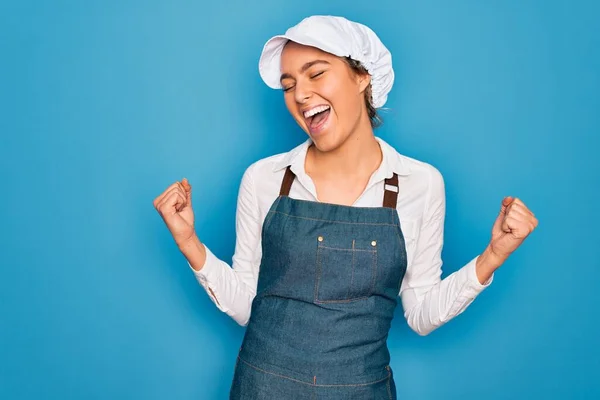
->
<box><xmin>179</xmin><ymin>234</ymin><xmax>255</xmax><ymax>326</ymax></box>
<box><xmin>178</xmin><ymin>233</ymin><xmax>207</xmax><ymax>272</ymax></box>
<box><xmin>403</xmin><ymin>254</ymin><xmax>493</xmax><ymax>336</ymax></box>
<box><xmin>475</xmin><ymin>244</ymin><xmax>504</xmax><ymax>284</ymax></box>
<box><xmin>179</xmin><ymin>234</ymin><xmax>223</xmax><ymax>305</ymax></box>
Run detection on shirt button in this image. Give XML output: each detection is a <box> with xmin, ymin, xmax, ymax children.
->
<box><xmin>371</xmin><ymin>240</ymin><xmax>377</xmax><ymax>246</ymax></box>
<box><xmin>318</xmin><ymin>236</ymin><xmax>324</xmax><ymax>242</ymax></box>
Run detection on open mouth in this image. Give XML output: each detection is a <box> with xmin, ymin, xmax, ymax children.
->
<box><xmin>304</xmin><ymin>105</ymin><xmax>331</xmax><ymax>130</ymax></box>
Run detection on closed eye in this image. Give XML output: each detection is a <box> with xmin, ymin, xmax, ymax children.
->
<box><xmin>282</xmin><ymin>85</ymin><xmax>295</xmax><ymax>92</ymax></box>
<box><xmin>310</xmin><ymin>71</ymin><xmax>325</xmax><ymax>79</ymax></box>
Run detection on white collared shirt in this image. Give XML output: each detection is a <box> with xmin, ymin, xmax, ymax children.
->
<box><xmin>189</xmin><ymin>136</ymin><xmax>492</xmax><ymax>335</ymax></box>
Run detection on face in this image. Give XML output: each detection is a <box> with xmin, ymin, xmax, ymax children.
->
<box><xmin>279</xmin><ymin>41</ymin><xmax>371</xmax><ymax>151</ymax></box>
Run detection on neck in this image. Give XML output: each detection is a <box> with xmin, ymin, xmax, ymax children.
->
<box><xmin>306</xmin><ymin>122</ymin><xmax>382</xmax><ymax>179</ymax></box>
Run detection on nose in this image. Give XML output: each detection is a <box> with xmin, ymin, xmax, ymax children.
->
<box><xmin>294</xmin><ymin>81</ymin><xmax>312</xmax><ymax>104</ymax></box>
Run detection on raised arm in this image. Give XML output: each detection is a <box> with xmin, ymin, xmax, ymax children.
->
<box><xmin>399</xmin><ymin>166</ymin><xmax>492</xmax><ymax>336</ymax></box>
<box><xmin>180</xmin><ymin>164</ymin><xmax>263</xmax><ymax>326</ymax></box>
<box><xmin>399</xmin><ymin>165</ymin><xmax>538</xmax><ymax>336</ymax></box>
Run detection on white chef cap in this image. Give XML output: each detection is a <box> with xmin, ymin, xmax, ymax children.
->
<box><xmin>258</xmin><ymin>15</ymin><xmax>394</xmax><ymax>108</ymax></box>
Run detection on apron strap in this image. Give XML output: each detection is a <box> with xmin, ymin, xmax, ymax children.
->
<box><xmin>383</xmin><ymin>173</ymin><xmax>399</xmax><ymax>208</ymax></box>
<box><xmin>280</xmin><ymin>165</ymin><xmax>399</xmax><ymax>209</ymax></box>
<box><xmin>279</xmin><ymin>165</ymin><xmax>296</xmax><ymax>196</ymax></box>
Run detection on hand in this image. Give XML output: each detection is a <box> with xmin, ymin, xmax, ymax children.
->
<box><xmin>488</xmin><ymin>196</ymin><xmax>539</xmax><ymax>265</ymax></box>
<box><xmin>153</xmin><ymin>178</ymin><xmax>196</xmax><ymax>246</ymax></box>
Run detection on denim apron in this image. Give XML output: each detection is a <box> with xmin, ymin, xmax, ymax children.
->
<box><xmin>230</xmin><ymin>165</ymin><xmax>408</xmax><ymax>399</ymax></box>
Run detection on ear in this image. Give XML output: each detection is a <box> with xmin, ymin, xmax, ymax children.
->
<box><xmin>357</xmin><ymin>73</ymin><xmax>371</xmax><ymax>94</ymax></box>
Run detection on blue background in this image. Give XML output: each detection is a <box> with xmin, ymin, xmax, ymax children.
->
<box><xmin>1</xmin><ymin>0</ymin><xmax>598</xmax><ymax>399</ymax></box>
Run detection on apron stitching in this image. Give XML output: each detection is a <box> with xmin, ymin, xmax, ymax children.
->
<box><xmin>237</xmin><ymin>356</ymin><xmax>314</xmax><ymax>386</ymax></box>
<box><xmin>262</xmin><ymin>196</ymin><xmax>282</xmax><ymax>231</ymax></box>
<box><xmin>371</xmin><ymin>247</ymin><xmax>378</xmax><ymax>294</ymax></box>
<box><xmin>315</xmin><ymin>243</ymin><xmax>377</xmax><ymax>302</ymax></box>
<box><xmin>394</xmin><ymin>221</ymin><xmax>409</xmax><ymax>283</ymax></box>
<box><xmin>314</xmin><ymin>371</ymin><xmax>391</xmax><ymax>387</ymax></box>
<box><xmin>349</xmin><ymin>240</ymin><xmax>355</xmax><ymax>299</ymax></box>
<box><xmin>314</xmin><ymin>241</ymin><xmax>322</xmax><ymax>303</ymax></box>
<box><xmin>318</xmin><ymin>245</ymin><xmax>376</xmax><ymax>252</ymax></box>
<box><xmin>315</xmin><ymin>296</ymin><xmax>370</xmax><ymax>304</ymax></box>
<box><xmin>269</xmin><ymin>211</ymin><xmax>399</xmax><ymax>226</ymax></box>
<box><xmin>239</xmin><ymin>356</ymin><xmax>390</xmax><ymax>387</ymax></box>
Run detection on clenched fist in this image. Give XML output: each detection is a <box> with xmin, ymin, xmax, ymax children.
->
<box><xmin>153</xmin><ymin>178</ymin><xmax>195</xmax><ymax>246</ymax></box>
<box><xmin>489</xmin><ymin>196</ymin><xmax>539</xmax><ymax>263</ymax></box>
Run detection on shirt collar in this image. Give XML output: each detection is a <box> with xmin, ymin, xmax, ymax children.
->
<box><xmin>272</xmin><ymin>136</ymin><xmax>412</xmax><ymax>178</ymax></box>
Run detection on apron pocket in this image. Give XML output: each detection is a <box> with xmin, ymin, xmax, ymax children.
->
<box><xmin>314</xmin><ymin>235</ymin><xmax>377</xmax><ymax>303</ymax></box>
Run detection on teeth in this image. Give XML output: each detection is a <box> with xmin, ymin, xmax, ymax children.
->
<box><xmin>303</xmin><ymin>105</ymin><xmax>330</xmax><ymax>119</ymax></box>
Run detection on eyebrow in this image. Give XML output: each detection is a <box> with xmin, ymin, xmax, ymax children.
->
<box><xmin>280</xmin><ymin>60</ymin><xmax>331</xmax><ymax>83</ymax></box>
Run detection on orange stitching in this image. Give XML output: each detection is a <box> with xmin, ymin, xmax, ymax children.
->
<box><xmin>318</xmin><ymin>245</ymin><xmax>376</xmax><ymax>252</ymax></box>
<box><xmin>238</xmin><ymin>356</ymin><xmax>391</xmax><ymax>388</ymax></box>
<box><xmin>348</xmin><ymin>240</ymin><xmax>355</xmax><ymax>299</ymax></box>
<box><xmin>269</xmin><ymin>211</ymin><xmax>398</xmax><ymax>226</ymax></box>
<box><xmin>314</xmin><ymin>242</ymin><xmax>378</xmax><ymax>303</ymax></box>
<box><xmin>314</xmin><ymin>371</ymin><xmax>390</xmax><ymax>387</ymax></box>
<box><xmin>237</xmin><ymin>357</ymin><xmax>313</xmax><ymax>385</ymax></box>
<box><xmin>371</xmin><ymin>247</ymin><xmax>378</xmax><ymax>294</ymax></box>
<box><xmin>314</xmin><ymin>241</ymin><xmax>322</xmax><ymax>303</ymax></box>
<box><xmin>315</xmin><ymin>295</ymin><xmax>370</xmax><ymax>304</ymax></box>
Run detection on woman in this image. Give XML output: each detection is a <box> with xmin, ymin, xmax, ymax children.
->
<box><xmin>153</xmin><ymin>15</ymin><xmax>538</xmax><ymax>400</ymax></box>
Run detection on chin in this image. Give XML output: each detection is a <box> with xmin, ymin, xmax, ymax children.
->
<box><xmin>309</xmin><ymin>130</ymin><xmax>345</xmax><ymax>152</ymax></box>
